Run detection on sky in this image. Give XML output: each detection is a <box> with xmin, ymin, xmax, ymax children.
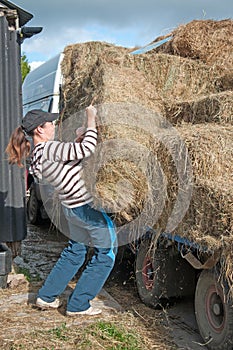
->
<box><xmin>14</xmin><ymin>0</ymin><xmax>233</xmax><ymax>69</ymax></box>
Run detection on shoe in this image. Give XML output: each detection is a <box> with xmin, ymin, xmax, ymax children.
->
<box><xmin>36</xmin><ymin>297</ymin><xmax>62</xmax><ymax>309</ymax></box>
<box><xmin>66</xmin><ymin>306</ymin><xmax>102</xmax><ymax>316</ymax></box>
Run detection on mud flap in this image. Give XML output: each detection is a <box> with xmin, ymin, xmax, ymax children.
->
<box><xmin>183</xmin><ymin>250</ymin><xmax>220</xmax><ymax>270</ymax></box>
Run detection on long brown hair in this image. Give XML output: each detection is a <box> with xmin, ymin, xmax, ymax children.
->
<box><xmin>5</xmin><ymin>126</ymin><xmax>32</xmax><ymax>167</ymax></box>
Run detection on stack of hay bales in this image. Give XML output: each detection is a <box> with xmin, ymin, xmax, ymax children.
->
<box><xmin>150</xmin><ymin>20</ymin><xmax>233</xmax><ymax>243</ymax></box>
<box><xmin>144</xmin><ymin>19</ymin><xmax>233</xmax><ymax>286</ymax></box>
<box><xmin>152</xmin><ymin>19</ymin><xmax>233</xmax><ymax>122</ymax></box>
<box><xmin>60</xmin><ymin>19</ymin><xmax>233</xmax><ymax>284</ymax></box>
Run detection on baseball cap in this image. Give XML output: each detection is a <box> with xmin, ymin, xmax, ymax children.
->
<box><xmin>21</xmin><ymin>109</ymin><xmax>59</xmax><ymax>133</ymax></box>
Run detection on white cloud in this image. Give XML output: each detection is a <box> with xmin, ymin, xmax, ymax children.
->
<box><xmin>22</xmin><ymin>26</ymin><xmax>120</xmax><ymax>62</ymax></box>
<box><xmin>29</xmin><ymin>61</ymin><xmax>45</xmax><ymax>71</ymax></box>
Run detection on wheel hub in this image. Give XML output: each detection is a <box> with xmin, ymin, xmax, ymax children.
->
<box><xmin>206</xmin><ymin>286</ymin><xmax>225</xmax><ymax>332</ymax></box>
<box><xmin>213</xmin><ymin>303</ymin><xmax>221</xmax><ymax>316</ymax></box>
<box><xmin>142</xmin><ymin>256</ymin><xmax>154</xmax><ymax>290</ymax></box>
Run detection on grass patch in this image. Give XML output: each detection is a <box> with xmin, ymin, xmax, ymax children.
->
<box><xmin>9</xmin><ymin>318</ymin><xmax>148</xmax><ymax>350</ymax></box>
<box><xmin>47</xmin><ymin>323</ymin><xmax>68</xmax><ymax>341</ymax></box>
<box><xmin>16</xmin><ymin>267</ymin><xmax>41</xmax><ymax>282</ymax></box>
<box><xmin>80</xmin><ymin>320</ymin><xmax>142</xmax><ymax>349</ymax></box>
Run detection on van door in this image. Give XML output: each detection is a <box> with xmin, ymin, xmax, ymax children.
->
<box><xmin>22</xmin><ymin>53</ymin><xmax>64</xmax><ymax>114</ymax></box>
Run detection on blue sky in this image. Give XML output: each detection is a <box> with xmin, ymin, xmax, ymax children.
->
<box><xmin>15</xmin><ymin>0</ymin><xmax>233</xmax><ymax>68</ymax></box>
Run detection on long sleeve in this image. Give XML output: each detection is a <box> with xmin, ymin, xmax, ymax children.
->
<box><xmin>44</xmin><ymin>128</ymin><xmax>97</xmax><ymax>162</ymax></box>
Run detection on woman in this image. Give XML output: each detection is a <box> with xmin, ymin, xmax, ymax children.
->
<box><xmin>6</xmin><ymin>106</ymin><xmax>117</xmax><ymax>316</ymax></box>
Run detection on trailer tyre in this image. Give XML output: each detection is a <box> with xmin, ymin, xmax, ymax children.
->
<box><xmin>27</xmin><ymin>185</ymin><xmax>41</xmax><ymax>224</ymax></box>
<box><xmin>135</xmin><ymin>239</ymin><xmax>168</xmax><ymax>308</ymax></box>
<box><xmin>195</xmin><ymin>269</ymin><xmax>233</xmax><ymax>350</ymax></box>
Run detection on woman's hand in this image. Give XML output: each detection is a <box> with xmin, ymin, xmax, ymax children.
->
<box><xmin>86</xmin><ymin>105</ymin><xmax>97</xmax><ymax>128</ymax></box>
<box><xmin>74</xmin><ymin>126</ymin><xmax>86</xmax><ymax>142</ymax></box>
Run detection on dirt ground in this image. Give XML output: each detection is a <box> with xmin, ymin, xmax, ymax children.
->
<box><xmin>0</xmin><ymin>223</ymin><xmax>191</xmax><ymax>349</ymax></box>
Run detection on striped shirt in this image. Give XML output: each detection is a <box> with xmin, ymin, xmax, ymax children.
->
<box><xmin>29</xmin><ymin>128</ymin><xmax>98</xmax><ymax>208</ymax></box>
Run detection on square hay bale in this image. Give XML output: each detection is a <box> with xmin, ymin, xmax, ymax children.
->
<box><xmin>126</xmin><ymin>52</ymin><xmax>224</xmax><ymax>101</ymax></box>
<box><xmin>155</xmin><ymin>124</ymin><xmax>233</xmax><ymax>227</ymax></box>
<box><xmin>60</xmin><ymin>49</ymin><xmax>162</xmax><ymax>127</ymax></box>
<box><xmin>164</xmin><ymin>91</ymin><xmax>233</xmax><ymax>125</ymax></box>
<box><xmin>174</xmin><ymin>178</ymin><xmax>232</xmax><ymax>244</ymax></box>
<box><xmin>178</xmin><ymin>178</ymin><xmax>233</xmax><ymax>291</ymax></box>
<box><xmin>153</xmin><ymin>19</ymin><xmax>233</xmax><ymax>74</ymax></box>
<box><xmin>179</xmin><ymin>124</ymin><xmax>233</xmax><ymax>181</ymax></box>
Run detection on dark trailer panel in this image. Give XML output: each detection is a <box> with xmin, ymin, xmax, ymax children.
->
<box><xmin>0</xmin><ymin>2</ymin><xmax>33</xmax><ymax>247</ymax></box>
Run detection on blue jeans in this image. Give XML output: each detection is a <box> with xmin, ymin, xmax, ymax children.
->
<box><xmin>38</xmin><ymin>203</ymin><xmax>117</xmax><ymax>312</ymax></box>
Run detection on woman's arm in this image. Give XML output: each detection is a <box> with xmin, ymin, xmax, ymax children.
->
<box><xmin>44</xmin><ymin>104</ymin><xmax>98</xmax><ymax>162</ymax></box>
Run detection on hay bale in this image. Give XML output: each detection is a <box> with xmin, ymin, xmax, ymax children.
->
<box><xmin>180</xmin><ymin>124</ymin><xmax>233</xmax><ymax>181</ymax></box>
<box><xmin>60</xmin><ymin>41</ymin><xmax>128</xmax><ymax>115</ymax></box>
<box><xmin>126</xmin><ymin>52</ymin><xmax>224</xmax><ymax>101</ymax></box>
<box><xmin>61</xmin><ymin>41</ymin><xmax>159</xmax><ymax>115</ymax></box>
<box><xmin>164</xmin><ymin>91</ymin><xmax>233</xmax><ymax>125</ymax></box>
<box><xmin>153</xmin><ymin>123</ymin><xmax>233</xmax><ymax>236</ymax></box>
<box><xmin>182</xmin><ymin>178</ymin><xmax>232</xmax><ymax>242</ymax></box>
<box><xmin>81</xmin><ymin>102</ymin><xmax>171</xmax><ymax>245</ymax></box>
<box><xmin>61</xmin><ymin>41</ymin><xmax>228</xmax><ymax>139</ymax></box>
<box><xmin>152</xmin><ymin>19</ymin><xmax>233</xmax><ymax>92</ymax></box>
<box><xmin>153</xmin><ymin>19</ymin><xmax>233</xmax><ymax>73</ymax></box>
<box><xmin>167</xmin><ymin>175</ymin><xmax>233</xmax><ymax>294</ymax></box>
<box><xmin>61</xmin><ymin>42</ymin><xmax>225</xmax><ymax>116</ymax></box>
<box><xmin>60</xmin><ymin>42</ymin><xmax>166</xmax><ymax>242</ymax></box>
<box><xmin>156</xmin><ymin>176</ymin><xmax>232</xmax><ymax>249</ymax></box>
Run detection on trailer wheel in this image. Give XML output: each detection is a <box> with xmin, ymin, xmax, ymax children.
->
<box><xmin>195</xmin><ymin>269</ymin><xmax>233</xmax><ymax>350</ymax></box>
<box><xmin>135</xmin><ymin>239</ymin><xmax>168</xmax><ymax>308</ymax></box>
<box><xmin>27</xmin><ymin>185</ymin><xmax>41</xmax><ymax>224</ymax></box>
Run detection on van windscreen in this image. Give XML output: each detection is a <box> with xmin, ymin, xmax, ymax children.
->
<box><xmin>23</xmin><ymin>54</ymin><xmax>61</xmax><ymax>105</ymax></box>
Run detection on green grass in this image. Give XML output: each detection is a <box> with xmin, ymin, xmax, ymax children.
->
<box><xmin>87</xmin><ymin>321</ymin><xmax>142</xmax><ymax>349</ymax></box>
<box><xmin>10</xmin><ymin>320</ymin><xmax>145</xmax><ymax>349</ymax></box>
<box><xmin>16</xmin><ymin>267</ymin><xmax>41</xmax><ymax>282</ymax></box>
<box><xmin>47</xmin><ymin>323</ymin><xmax>68</xmax><ymax>341</ymax></box>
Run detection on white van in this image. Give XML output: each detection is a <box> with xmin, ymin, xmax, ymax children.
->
<box><xmin>23</xmin><ymin>53</ymin><xmax>64</xmax><ymax>224</ymax></box>
<box><xmin>23</xmin><ymin>53</ymin><xmax>64</xmax><ymax>115</ymax></box>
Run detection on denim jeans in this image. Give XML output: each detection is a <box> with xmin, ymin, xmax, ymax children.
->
<box><xmin>38</xmin><ymin>203</ymin><xmax>117</xmax><ymax>312</ymax></box>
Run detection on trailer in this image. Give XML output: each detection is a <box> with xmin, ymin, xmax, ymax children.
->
<box><xmin>0</xmin><ymin>0</ymin><xmax>42</xmax><ymax>283</ymax></box>
<box><xmin>134</xmin><ymin>229</ymin><xmax>233</xmax><ymax>349</ymax></box>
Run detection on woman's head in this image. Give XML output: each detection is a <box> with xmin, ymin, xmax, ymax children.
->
<box><xmin>6</xmin><ymin>109</ymin><xmax>59</xmax><ymax>167</ymax></box>
<box><xmin>5</xmin><ymin>126</ymin><xmax>31</xmax><ymax>167</ymax></box>
<box><xmin>21</xmin><ymin>109</ymin><xmax>58</xmax><ymax>134</ymax></box>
